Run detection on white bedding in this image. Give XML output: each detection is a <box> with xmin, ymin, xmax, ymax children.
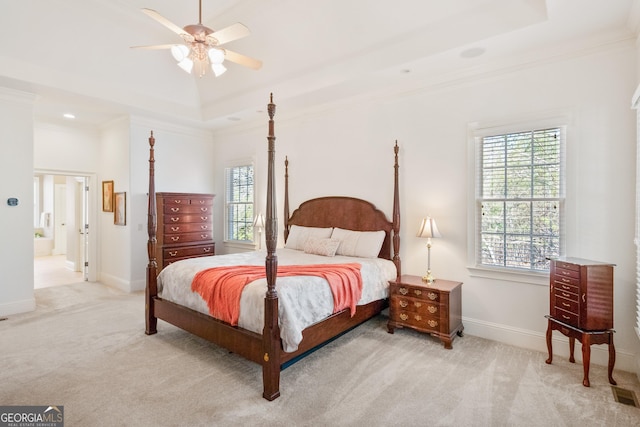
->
<box><xmin>157</xmin><ymin>248</ymin><xmax>396</xmax><ymax>352</ymax></box>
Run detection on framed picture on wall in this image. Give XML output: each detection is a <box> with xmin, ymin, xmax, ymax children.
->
<box><xmin>114</xmin><ymin>192</ymin><xmax>126</xmax><ymax>226</ymax></box>
<box><xmin>102</xmin><ymin>180</ymin><xmax>114</xmax><ymax>212</ymax></box>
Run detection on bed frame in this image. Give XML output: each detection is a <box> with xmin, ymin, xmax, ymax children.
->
<box><xmin>145</xmin><ymin>94</ymin><xmax>401</xmax><ymax>400</ymax></box>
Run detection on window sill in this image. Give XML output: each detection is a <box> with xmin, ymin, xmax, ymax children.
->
<box><xmin>223</xmin><ymin>240</ymin><xmax>257</xmax><ymax>253</ymax></box>
<box><xmin>467</xmin><ymin>265</ymin><xmax>549</xmax><ymax>286</ymax></box>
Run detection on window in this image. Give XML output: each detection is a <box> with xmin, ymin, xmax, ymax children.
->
<box><xmin>474</xmin><ymin>127</ymin><xmax>564</xmax><ymax>272</ymax></box>
<box><xmin>225</xmin><ymin>163</ymin><xmax>254</xmax><ymax>243</ymax></box>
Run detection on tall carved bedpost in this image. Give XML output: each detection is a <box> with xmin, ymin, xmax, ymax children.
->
<box><xmin>263</xmin><ymin>93</ymin><xmax>281</xmax><ymax>400</ymax></box>
<box><xmin>145</xmin><ymin>131</ymin><xmax>158</xmax><ymax>335</ymax></box>
<box><xmin>393</xmin><ymin>141</ymin><xmax>401</xmax><ymax>279</ymax></box>
<box><xmin>283</xmin><ymin>156</ymin><xmax>290</xmax><ymax>242</ymax></box>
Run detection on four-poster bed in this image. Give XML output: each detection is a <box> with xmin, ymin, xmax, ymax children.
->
<box><xmin>145</xmin><ymin>94</ymin><xmax>401</xmax><ymax>400</ymax></box>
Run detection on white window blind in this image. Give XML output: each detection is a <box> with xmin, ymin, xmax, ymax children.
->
<box><xmin>477</xmin><ymin>127</ymin><xmax>564</xmax><ymax>271</ymax></box>
<box><xmin>225</xmin><ymin>164</ymin><xmax>254</xmax><ymax>242</ymax></box>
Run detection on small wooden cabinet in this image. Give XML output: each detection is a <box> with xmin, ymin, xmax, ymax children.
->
<box><xmin>545</xmin><ymin>257</ymin><xmax>616</xmax><ymax>387</ymax></box>
<box><xmin>387</xmin><ymin>275</ymin><xmax>463</xmax><ymax>349</ymax></box>
<box><xmin>156</xmin><ymin>192</ymin><xmax>215</xmax><ymax>272</ymax></box>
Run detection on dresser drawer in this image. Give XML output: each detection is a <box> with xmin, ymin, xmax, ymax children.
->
<box><xmin>394</xmin><ymin>310</ymin><xmax>440</xmax><ymax>332</ymax></box>
<box><xmin>554</xmin><ymin>281</ymin><xmax>578</xmax><ymax>295</ymax></box>
<box><xmin>163</xmin><ymin>204</ymin><xmax>212</xmax><ymax>214</ymax></box>
<box><xmin>554</xmin><ymin>286</ymin><xmax>578</xmax><ymax>302</ymax></box>
<box><xmin>391</xmin><ymin>284</ymin><xmax>439</xmax><ymax>302</ymax></box>
<box><xmin>162</xmin><ymin>196</ymin><xmax>213</xmax><ymax>206</ymax></box>
<box><xmin>554</xmin><ymin>295</ymin><xmax>578</xmax><ymax>315</ymax></box>
<box><xmin>391</xmin><ymin>296</ymin><xmax>439</xmax><ymax>316</ymax></box>
<box><xmin>163</xmin><ymin>214</ymin><xmax>212</xmax><ymax>224</ymax></box>
<box><xmin>163</xmin><ymin>223</ymin><xmax>211</xmax><ymax>234</ymax></box>
<box><xmin>555</xmin><ymin>307</ymin><xmax>579</xmax><ymax>326</ymax></box>
<box><xmin>164</xmin><ymin>231</ymin><xmax>212</xmax><ymax>244</ymax></box>
<box><xmin>163</xmin><ymin>244</ymin><xmax>215</xmax><ymax>260</ymax></box>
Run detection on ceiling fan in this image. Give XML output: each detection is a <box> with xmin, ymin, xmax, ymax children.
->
<box><xmin>131</xmin><ymin>0</ymin><xmax>262</xmax><ymax>77</ymax></box>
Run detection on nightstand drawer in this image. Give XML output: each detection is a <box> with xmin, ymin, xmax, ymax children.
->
<box><xmin>395</xmin><ymin>311</ymin><xmax>439</xmax><ymax>332</ymax></box>
<box><xmin>392</xmin><ymin>284</ymin><xmax>439</xmax><ymax>302</ymax></box>
<box><xmin>391</xmin><ymin>296</ymin><xmax>439</xmax><ymax>315</ymax></box>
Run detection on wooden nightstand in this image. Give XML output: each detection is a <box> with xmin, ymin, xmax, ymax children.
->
<box><xmin>387</xmin><ymin>274</ymin><xmax>463</xmax><ymax>349</ymax></box>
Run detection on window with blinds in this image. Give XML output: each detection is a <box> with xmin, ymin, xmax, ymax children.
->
<box><xmin>225</xmin><ymin>164</ymin><xmax>254</xmax><ymax>242</ymax></box>
<box><xmin>477</xmin><ymin>127</ymin><xmax>564</xmax><ymax>271</ymax></box>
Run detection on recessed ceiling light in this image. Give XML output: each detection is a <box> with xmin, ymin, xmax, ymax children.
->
<box><xmin>460</xmin><ymin>47</ymin><xmax>486</xmax><ymax>59</ymax></box>
<box><xmin>63</xmin><ymin>113</ymin><xmax>75</xmax><ymax>119</ymax></box>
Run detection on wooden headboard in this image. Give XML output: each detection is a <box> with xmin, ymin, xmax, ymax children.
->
<box><xmin>286</xmin><ymin>196</ymin><xmax>393</xmax><ymax>260</ymax></box>
<box><xmin>283</xmin><ymin>142</ymin><xmax>401</xmax><ymax>275</ymax></box>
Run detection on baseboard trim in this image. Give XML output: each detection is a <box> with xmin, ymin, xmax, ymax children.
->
<box><xmin>462</xmin><ymin>316</ymin><xmax>636</xmax><ymax>373</ymax></box>
<box><xmin>0</xmin><ymin>296</ymin><xmax>36</xmax><ymax>317</ymax></box>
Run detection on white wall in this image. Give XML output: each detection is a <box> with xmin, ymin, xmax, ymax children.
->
<box><xmin>212</xmin><ymin>43</ymin><xmax>640</xmax><ymax>372</ymax></box>
<box><xmin>0</xmin><ymin>88</ymin><xmax>36</xmax><ymax>315</ymax></box>
<box><xmin>128</xmin><ymin>118</ymin><xmax>215</xmax><ymax>291</ymax></box>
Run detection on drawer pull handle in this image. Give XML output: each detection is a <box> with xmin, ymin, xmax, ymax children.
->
<box><xmin>561</xmin><ymin>278</ymin><xmax>570</xmax><ymax>283</ymax></box>
<box><xmin>399</xmin><ymin>300</ymin><xmax>408</xmax><ymax>308</ymax></box>
<box><xmin>200</xmin><ymin>234</ymin><xmax>209</xmax><ymax>239</ymax></box>
<box><xmin>200</xmin><ymin>207</ymin><xmax>208</xmax><ymax>212</ymax></box>
<box><xmin>414</xmin><ymin>302</ymin><xmax>422</xmax><ymax>308</ymax></box>
<box><xmin>562</xmin><ymin>314</ymin><xmax>570</xmax><ymax>320</ymax></box>
<box><xmin>201</xmin><ymin>225</ymin><xmax>208</xmax><ymax>230</ymax></box>
<box><xmin>561</xmin><ymin>271</ymin><xmax>570</xmax><ymax>276</ymax></box>
<box><xmin>203</xmin><ymin>247</ymin><xmax>211</xmax><ymax>253</ymax></box>
<box><xmin>414</xmin><ymin>315</ymin><xmax>422</xmax><ymax>321</ymax></box>
<box><xmin>199</xmin><ymin>200</ymin><xmax>205</xmax><ymax>204</ymax></box>
<box><xmin>168</xmin><ymin>251</ymin><xmax>178</xmax><ymax>257</ymax></box>
<box><xmin>561</xmin><ymin>292</ymin><xmax>570</xmax><ymax>298</ymax></box>
<box><xmin>170</xmin><ymin>217</ymin><xmax>180</xmax><ymax>222</ymax></box>
<box><xmin>428</xmin><ymin>320</ymin><xmax>438</xmax><ymax>328</ymax></box>
<box><xmin>561</xmin><ymin>284</ymin><xmax>570</xmax><ymax>290</ymax></box>
<box><xmin>582</xmin><ymin>294</ymin><xmax>586</xmax><ymax>303</ymax></box>
<box><xmin>427</xmin><ymin>292</ymin><xmax>437</xmax><ymax>300</ymax></box>
<box><xmin>399</xmin><ymin>287</ymin><xmax>408</xmax><ymax>295</ymax></box>
<box><xmin>171</xmin><ymin>207</ymin><xmax>180</xmax><ymax>212</ymax></box>
<box><xmin>562</xmin><ymin>302</ymin><xmax>570</xmax><ymax>307</ymax></box>
<box><xmin>171</xmin><ymin>226</ymin><xmax>180</xmax><ymax>232</ymax></box>
<box><xmin>173</xmin><ymin>200</ymin><xmax>181</xmax><ymax>204</ymax></box>
<box><xmin>171</xmin><ymin>236</ymin><xmax>180</xmax><ymax>242</ymax></box>
<box><xmin>428</xmin><ymin>306</ymin><xmax>437</xmax><ymax>314</ymax></box>
<box><xmin>200</xmin><ymin>216</ymin><xmax>208</xmax><ymax>221</ymax></box>
<box><xmin>414</xmin><ymin>289</ymin><xmax>422</xmax><ymax>296</ymax></box>
<box><xmin>399</xmin><ymin>313</ymin><xmax>409</xmax><ymax>321</ymax></box>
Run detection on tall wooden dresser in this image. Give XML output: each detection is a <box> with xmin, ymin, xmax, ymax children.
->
<box><xmin>545</xmin><ymin>257</ymin><xmax>616</xmax><ymax>386</ymax></box>
<box><xmin>156</xmin><ymin>192</ymin><xmax>215</xmax><ymax>272</ymax></box>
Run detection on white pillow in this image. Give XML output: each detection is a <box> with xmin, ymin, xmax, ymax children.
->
<box><xmin>284</xmin><ymin>225</ymin><xmax>333</xmax><ymax>250</ymax></box>
<box><xmin>303</xmin><ymin>238</ymin><xmax>341</xmax><ymax>257</ymax></box>
<box><xmin>331</xmin><ymin>227</ymin><xmax>386</xmax><ymax>258</ymax></box>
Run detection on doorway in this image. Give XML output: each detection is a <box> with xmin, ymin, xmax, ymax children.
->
<box><xmin>33</xmin><ymin>172</ymin><xmax>95</xmax><ymax>288</ymax></box>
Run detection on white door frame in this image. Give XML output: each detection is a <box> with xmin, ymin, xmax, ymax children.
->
<box><xmin>34</xmin><ymin>169</ymin><xmax>97</xmax><ymax>283</ymax></box>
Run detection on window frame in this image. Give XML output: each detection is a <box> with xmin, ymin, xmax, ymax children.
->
<box><xmin>223</xmin><ymin>159</ymin><xmax>256</xmax><ymax>248</ymax></box>
<box><xmin>467</xmin><ymin>115</ymin><xmax>568</xmax><ymax>285</ymax></box>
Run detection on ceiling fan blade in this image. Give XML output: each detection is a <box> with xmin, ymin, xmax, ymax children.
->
<box><xmin>142</xmin><ymin>8</ymin><xmax>187</xmax><ymax>37</ymax></box>
<box><xmin>207</xmin><ymin>23</ymin><xmax>250</xmax><ymax>46</ymax></box>
<box><xmin>224</xmin><ymin>49</ymin><xmax>262</xmax><ymax>70</ymax></box>
<box><xmin>130</xmin><ymin>44</ymin><xmax>177</xmax><ymax>50</ymax></box>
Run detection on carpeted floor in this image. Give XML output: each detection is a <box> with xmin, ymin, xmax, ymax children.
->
<box><xmin>1</xmin><ymin>282</ymin><xmax>640</xmax><ymax>426</ymax></box>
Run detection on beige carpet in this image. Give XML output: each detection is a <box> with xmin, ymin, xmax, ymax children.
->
<box><xmin>1</xmin><ymin>282</ymin><xmax>640</xmax><ymax>426</ymax></box>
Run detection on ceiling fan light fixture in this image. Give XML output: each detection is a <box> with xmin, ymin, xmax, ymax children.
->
<box><xmin>171</xmin><ymin>44</ymin><xmax>190</xmax><ymax>61</ymax></box>
<box><xmin>208</xmin><ymin>48</ymin><xmax>225</xmax><ymax>65</ymax></box>
<box><xmin>211</xmin><ymin>63</ymin><xmax>227</xmax><ymax>77</ymax></box>
<box><xmin>177</xmin><ymin>58</ymin><xmax>194</xmax><ymax>74</ymax></box>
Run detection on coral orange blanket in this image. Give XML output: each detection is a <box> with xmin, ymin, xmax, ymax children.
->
<box><xmin>191</xmin><ymin>263</ymin><xmax>363</xmax><ymax>326</ymax></box>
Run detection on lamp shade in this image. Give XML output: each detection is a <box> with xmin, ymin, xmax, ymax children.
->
<box><xmin>417</xmin><ymin>217</ymin><xmax>441</xmax><ymax>239</ymax></box>
<box><xmin>253</xmin><ymin>213</ymin><xmax>265</xmax><ymax>229</ymax></box>
<box><xmin>171</xmin><ymin>44</ymin><xmax>189</xmax><ymax>62</ymax></box>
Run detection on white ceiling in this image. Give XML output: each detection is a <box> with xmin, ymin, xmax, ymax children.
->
<box><xmin>1</xmin><ymin>0</ymin><xmax>638</xmax><ymax>130</ymax></box>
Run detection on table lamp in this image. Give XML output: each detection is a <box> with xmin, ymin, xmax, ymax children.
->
<box><xmin>417</xmin><ymin>216</ymin><xmax>442</xmax><ymax>283</ymax></box>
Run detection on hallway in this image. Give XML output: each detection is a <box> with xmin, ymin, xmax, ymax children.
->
<box><xmin>34</xmin><ymin>255</ymin><xmax>83</xmax><ymax>289</ymax></box>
